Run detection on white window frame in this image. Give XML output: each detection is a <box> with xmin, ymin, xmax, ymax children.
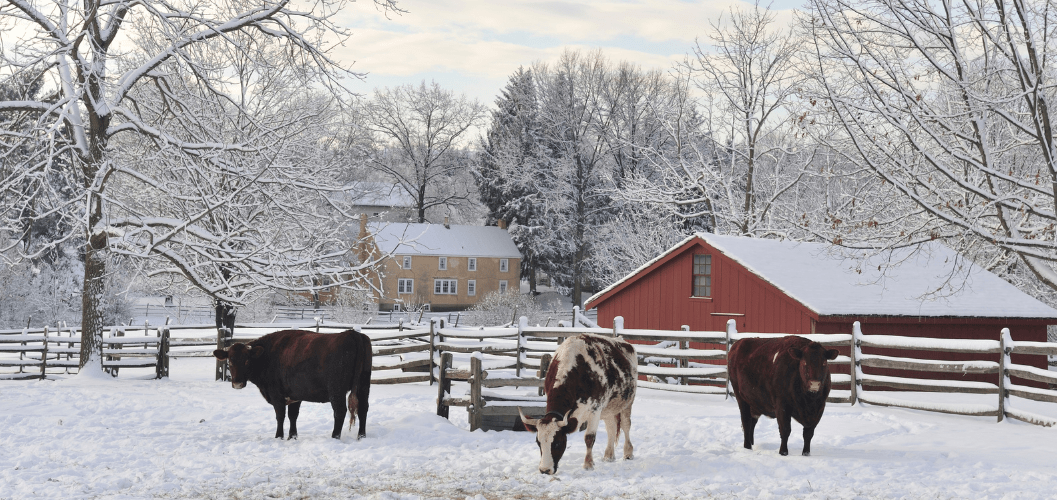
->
<box><xmin>438</xmin><ymin>256</ymin><xmax>447</xmax><ymax>270</ymax></box>
<box><xmin>468</xmin><ymin>257</ymin><xmax>477</xmax><ymax>271</ymax></box>
<box><xmin>434</xmin><ymin>279</ymin><xmax>458</xmax><ymax>295</ymax></box>
<box><xmin>397</xmin><ymin>278</ymin><xmax>414</xmax><ymax>295</ymax></box>
<box><xmin>499</xmin><ymin>280</ymin><xmax>508</xmax><ymax>294</ymax></box>
<box><xmin>423</xmin><ymin>304</ymin><xmax>431</xmax><ymax>312</ymax></box>
<box><xmin>467</xmin><ymin>280</ymin><xmax>476</xmax><ymax>296</ymax></box>
<box><xmin>402</xmin><ymin>256</ymin><xmax>412</xmax><ymax>269</ymax></box>
<box><xmin>500</xmin><ymin>259</ymin><xmax>509</xmax><ymax>273</ymax></box>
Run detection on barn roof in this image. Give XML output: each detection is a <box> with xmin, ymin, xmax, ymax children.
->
<box><xmin>587</xmin><ymin>233</ymin><xmax>1057</xmax><ymax>319</ymax></box>
<box><xmin>368</xmin><ymin>222</ymin><xmax>522</xmax><ymax>259</ymax></box>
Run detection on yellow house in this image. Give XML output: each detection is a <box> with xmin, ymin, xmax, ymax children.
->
<box><xmin>357</xmin><ymin>215</ymin><xmax>522</xmax><ymax>312</ymax></box>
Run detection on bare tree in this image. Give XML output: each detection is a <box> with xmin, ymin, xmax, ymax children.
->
<box><xmin>620</xmin><ymin>3</ymin><xmax>812</xmax><ymax>240</ymax></box>
<box><xmin>362</xmin><ymin>80</ymin><xmax>486</xmax><ymax>223</ymax></box>
<box><xmin>0</xmin><ymin>0</ymin><xmax>400</xmax><ymax>370</ymax></box>
<box><xmin>806</xmin><ymin>0</ymin><xmax>1057</xmax><ymax>294</ymax></box>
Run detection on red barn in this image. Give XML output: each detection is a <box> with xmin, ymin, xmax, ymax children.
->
<box><xmin>585</xmin><ymin>233</ymin><xmax>1057</xmax><ymax>387</ymax></box>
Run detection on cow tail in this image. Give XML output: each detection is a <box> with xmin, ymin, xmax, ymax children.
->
<box><xmin>347</xmin><ymin>391</ymin><xmax>358</xmax><ymax>431</ymax></box>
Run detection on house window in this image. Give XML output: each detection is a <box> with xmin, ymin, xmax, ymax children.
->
<box><xmin>423</xmin><ymin>304</ymin><xmax>431</xmax><ymax>312</ymax></box>
<box><xmin>397</xmin><ymin>278</ymin><xmax>414</xmax><ymax>294</ymax></box>
<box><xmin>434</xmin><ymin>279</ymin><xmax>457</xmax><ymax>295</ymax></box>
<box><xmin>500</xmin><ymin>259</ymin><xmax>509</xmax><ymax>272</ymax></box>
<box><xmin>693</xmin><ymin>254</ymin><xmax>712</xmax><ymax>297</ymax></box>
<box><xmin>468</xmin><ymin>258</ymin><xmax>477</xmax><ymax>271</ymax></box>
<box><xmin>438</xmin><ymin>257</ymin><xmax>447</xmax><ymax>270</ymax></box>
<box><xmin>467</xmin><ymin>280</ymin><xmax>476</xmax><ymax>296</ymax></box>
<box><xmin>402</xmin><ymin>256</ymin><xmax>412</xmax><ymax>269</ymax></box>
<box><xmin>499</xmin><ymin>280</ymin><xmax>508</xmax><ymax>294</ymax></box>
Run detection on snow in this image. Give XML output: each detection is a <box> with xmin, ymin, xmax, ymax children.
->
<box><xmin>4</xmin><ymin>359</ymin><xmax>1057</xmax><ymax>499</ymax></box>
<box><xmin>589</xmin><ymin>234</ymin><xmax>1057</xmax><ymax>319</ymax></box>
<box><xmin>369</xmin><ymin>222</ymin><xmax>522</xmax><ymax>258</ymax></box>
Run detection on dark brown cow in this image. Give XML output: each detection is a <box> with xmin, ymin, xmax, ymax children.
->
<box><xmin>519</xmin><ymin>333</ymin><xmax>637</xmax><ymax>474</ymax></box>
<box><xmin>727</xmin><ymin>335</ymin><xmax>839</xmax><ymax>456</ymax></box>
<box><xmin>213</xmin><ymin>329</ymin><xmax>372</xmax><ymax>440</ymax></box>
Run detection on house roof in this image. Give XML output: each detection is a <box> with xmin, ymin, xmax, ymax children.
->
<box><xmin>587</xmin><ymin>233</ymin><xmax>1057</xmax><ymax>319</ymax></box>
<box><xmin>368</xmin><ymin>222</ymin><xmax>522</xmax><ymax>259</ymax></box>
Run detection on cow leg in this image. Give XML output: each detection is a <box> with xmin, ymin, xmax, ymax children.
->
<box><xmin>287</xmin><ymin>402</ymin><xmax>301</xmax><ymax>440</ymax></box>
<box><xmin>272</xmin><ymin>403</ymin><xmax>286</xmax><ymax>439</ymax></box>
<box><xmin>802</xmin><ymin>424</ymin><xmax>815</xmax><ymax>456</ymax></box>
<box><xmin>602</xmin><ymin>413</ymin><xmax>619</xmax><ymax>462</ymax></box>
<box><xmin>777</xmin><ymin>407</ymin><xmax>793</xmax><ymax>456</ymax></box>
<box><xmin>330</xmin><ymin>395</ymin><xmax>348</xmax><ymax>439</ymax></box>
<box><xmin>583</xmin><ymin>414</ymin><xmax>602</xmax><ymax>470</ymax></box>
<box><xmin>621</xmin><ymin>406</ymin><xmax>633</xmax><ymax>460</ymax></box>
<box><xmin>355</xmin><ymin>378</ymin><xmax>370</xmax><ymax>440</ymax></box>
<box><xmin>737</xmin><ymin>399</ymin><xmax>758</xmax><ymax>450</ymax></box>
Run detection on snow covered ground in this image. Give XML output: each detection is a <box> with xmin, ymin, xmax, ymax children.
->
<box><xmin>3</xmin><ymin>358</ymin><xmax>1057</xmax><ymax>499</ymax></box>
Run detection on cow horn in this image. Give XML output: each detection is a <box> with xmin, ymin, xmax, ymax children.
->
<box><xmin>556</xmin><ymin>410</ymin><xmax>571</xmax><ymax>427</ymax></box>
<box><xmin>518</xmin><ymin>407</ymin><xmax>540</xmax><ymax>427</ymax></box>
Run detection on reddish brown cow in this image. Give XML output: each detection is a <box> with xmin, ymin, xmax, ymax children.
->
<box><xmin>727</xmin><ymin>335</ymin><xmax>838</xmax><ymax>456</ymax></box>
<box><xmin>519</xmin><ymin>333</ymin><xmax>637</xmax><ymax>474</ymax></box>
<box><xmin>213</xmin><ymin>329</ymin><xmax>372</xmax><ymax>440</ymax></box>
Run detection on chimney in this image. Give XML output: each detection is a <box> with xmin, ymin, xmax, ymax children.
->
<box><xmin>497</xmin><ymin>219</ymin><xmax>507</xmax><ymax>230</ymax></box>
<box><xmin>444</xmin><ymin>216</ymin><xmax>450</xmax><ymax>229</ymax></box>
<box><xmin>359</xmin><ymin>213</ymin><xmax>368</xmax><ymax>239</ymax></box>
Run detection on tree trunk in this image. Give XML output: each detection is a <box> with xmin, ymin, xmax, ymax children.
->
<box><xmin>79</xmin><ymin>214</ymin><xmax>107</xmax><ymax>371</ymax></box>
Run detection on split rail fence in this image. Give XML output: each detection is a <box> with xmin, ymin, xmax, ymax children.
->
<box><xmin>4</xmin><ymin>307</ymin><xmax>1056</xmax><ymax>429</ymax></box>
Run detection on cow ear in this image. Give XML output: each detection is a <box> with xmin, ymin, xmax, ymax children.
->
<box><xmin>522</xmin><ymin>421</ymin><xmax>537</xmax><ymax>432</ymax></box>
<box><xmin>826</xmin><ymin>349</ymin><xmax>840</xmax><ymax>360</ymax></box>
<box><xmin>787</xmin><ymin>347</ymin><xmax>803</xmax><ymax>360</ymax></box>
<box><xmin>213</xmin><ymin>349</ymin><xmax>229</xmax><ymax>360</ymax></box>
<box><xmin>562</xmin><ymin>418</ymin><xmax>579</xmax><ymax>434</ymax></box>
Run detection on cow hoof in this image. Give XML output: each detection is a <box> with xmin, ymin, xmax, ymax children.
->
<box><xmin>583</xmin><ymin>462</ymin><xmax>594</xmax><ymax>471</ymax></box>
<box><xmin>357</xmin><ymin>433</ymin><xmax>366</xmax><ymax>440</ymax></box>
<box><xmin>624</xmin><ymin>453</ymin><xmax>633</xmax><ymax>460</ymax></box>
<box><xmin>780</xmin><ymin>450</ymin><xmax>788</xmax><ymax>456</ymax></box>
<box><xmin>802</xmin><ymin>451</ymin><xmax>811</xmax><ymax>456</ymax></box>
<box><xmin>287</xmin><ymin>435</ymin><xmax>297</xmax><ymax>440</ymax></box>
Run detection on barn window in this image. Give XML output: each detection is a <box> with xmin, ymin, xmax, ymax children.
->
<box><xmin>693</xmin><ymin>254</ymin><xmax>712</xmax><ymax>297</ymax></box>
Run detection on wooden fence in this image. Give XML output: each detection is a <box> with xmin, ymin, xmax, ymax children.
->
<box><xmin>4</xmin><ymin>312</ymin><xmax>1055</xmax><ymax>429</ymax></box>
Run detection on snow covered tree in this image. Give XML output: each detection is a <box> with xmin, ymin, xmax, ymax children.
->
<box><xmin>805</xmin><ymin>0</ymin><xmax>1057</xmax><ymax>295</ymax></box>
<box><xmin>476</xmin><ymin>67</ymin><xmax>554</xmax><ymax>293</ymax></box>
<box><xmin>362</xmin><ymin>80</ymin><xmax>486</xmax><ymax>223</ymax></box>
<box><xmin>0</xmin><ymin>0</ymin><xmax>400</xmax><ymax>370</ymax></box>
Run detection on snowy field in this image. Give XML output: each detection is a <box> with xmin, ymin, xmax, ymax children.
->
<box><xmin>3</xmin><ymin>358</ymin><xmax>1057</xmax><ymax>500</ymax></box>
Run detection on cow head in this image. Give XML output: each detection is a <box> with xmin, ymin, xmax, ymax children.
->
<box><xmin>212</xmin><ymin>343</ymin><xmax>264</xmax><ymax>389</ymax></box>
<box><xmin>788</xmin><ymin>342</ymin><xmax>839</xmax><ymax>393</ymax></box>
<box><xmin>519</xmin><ymin>408</ymin><xmax>578</xmax><ymax>474</ymax></box>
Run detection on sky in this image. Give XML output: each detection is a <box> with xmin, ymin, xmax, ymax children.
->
<box><xmin>335</xmin><ymin>0</ymin><xmax>805</xmax><ymax>108</ymax></box>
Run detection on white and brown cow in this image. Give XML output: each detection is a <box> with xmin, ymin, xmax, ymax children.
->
<box><xmin>519</xmin><ymin>333</ymin><xmax>637</xmax><ymax>474</ymax></box>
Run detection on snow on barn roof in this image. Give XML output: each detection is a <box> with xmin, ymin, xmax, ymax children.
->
<box><xmin>588</xmin><ymin>233</ymin><xmax>1057</xmax><ymax>319</ymax></box>
<box><xmin>368</xmin><ymin>222</ymin><xmax>521</xmax><ymax>259</ymax></box>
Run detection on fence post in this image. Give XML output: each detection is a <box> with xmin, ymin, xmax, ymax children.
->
<box><xmin>998</xmin><ymin>328</ymin><xmax>1012</xmax><ymax>423</ymax></box>
<box><xmin>516</xmin><ymin>316</ymin><xmax>528</xmax><ymax>378</ymax></box>
<box><xmin>850</xmin><ymin>322</ymin><xmax>862</xmax><ymax>406</ymax></box>
<box><xmin>429</xmin><ymin>318</ymin><xmax>437</xmax><ymax>385</ymax></box>
<box><xmin>572</xmin><ymin>305</ymin><xmax>579</xmax><ymax>327</ymax></box>
<box><xmin>539</xmin><ymin>353</ymin><xmax>552</xmax><ymax>397</ymax></box>
<box><xmin>436</xmin><ymin>352</ymin><xmax>452</xmax><ymax>419</ymax></box>
<box><xmin>215</xmin><ymin>327</ymin><xmax>231</xmax><ymax>382</ymax></box>
<box><xmin>157</xmin><ymin>326</ymin><xmax>170</xmax><ymax>379</ymax></box>
<box><xmin>725</xmin><ymin>319</ymin><xmax>736</xmax><ymax>399</ymax></box>
<box><xmin>41</xmin><ymin>325</ymin><xmax>49</xmax><ymax>380</ymax></box>
<box><xmin>315</xmin><ymin>316</ymin><xmax>321</xmax><ymax>333</ymax></box>
<box><xmin>680</xmin><ymin>325</ymin><xmax>689</xmax><ymax>386</ymax></box>
<box><xmin>613</xmin><ymin>316</ymin><xmax>624</xmax><ymax>337</ymax></box>
<box><xmin>99</xmin><ymin>329</ymin><xmax>107</xmax><ymax>377</ymax></box>
<box><xmin>470</xmin><ymin>353</ymin><xmax>483</xmax><ymax>432</ymax></box>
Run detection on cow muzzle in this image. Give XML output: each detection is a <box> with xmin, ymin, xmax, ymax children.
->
<box><xmin>540</xmin><ymin>467</ymin><xmax>555</xmax><ymax>475</ymax></box>
<box><xmin>808</xmin><ymin>380</ymin><xmax>821</xmax><ymax>393</ymax></box>
<box><xmin>232</xmin><ymin>382</ymin><xmax>246</xmax><ymax>389</ymax></box>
